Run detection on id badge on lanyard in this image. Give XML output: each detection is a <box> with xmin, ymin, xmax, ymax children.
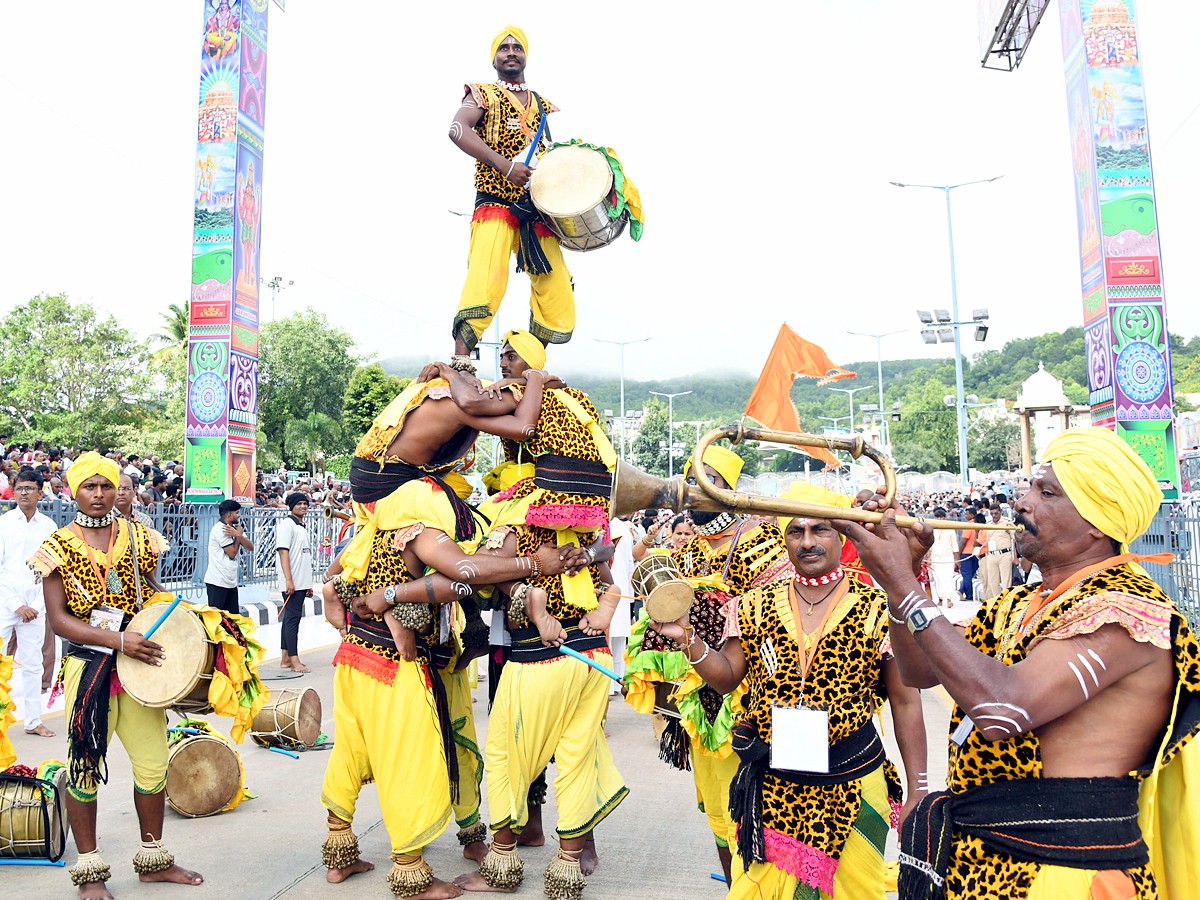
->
<box><xmin>770</xmin><ymin>704</ymin><xmax>830</xmax><ymax>773</ymax></box>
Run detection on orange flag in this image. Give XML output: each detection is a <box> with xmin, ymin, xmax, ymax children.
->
<box><xmin>744</xmin><ymin>324</ymin><xmax>856</xmax><ymax>467</ymax></box>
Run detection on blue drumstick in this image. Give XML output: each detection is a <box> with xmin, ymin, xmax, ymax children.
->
<box><xmin>269</xmin><ymin>746</ymin><xmax>300</xmax><ymax>760</ymax></box>
<box><xmin>142</xmin><ymin>594</ymin><xmax>184</xmax><ymax>640</ymax></box>
<box><xmin>557</xmin><ymin>645</ymin><xmax>622</xmax><ymax>684</ymax></box>
<box><xmin>0</xmin><ymin>859</ymin><xmax>66</xmax><ymax>866</ymax></box>
<box><xmin>523</xmin><ymin>103</ymin><xmax>549</xmax><ymax>166</ymax></box>
<box><xmin>168</xmin><ymin>727</ymin><xmax>202</xmax><ymax>735</ymax></box>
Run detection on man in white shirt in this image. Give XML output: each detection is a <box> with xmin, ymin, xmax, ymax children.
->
<box><xmin>276</xmin><ymin>493</ymin><xmax>313</xmax><ymax>672</ymax></box>
<box><xmin>926</xmin><ymin>506</ymin><xmax>961</xmax><ymax>607</ymax></box>
<box><xmin>0</xmin><ymin>467</ymin><xmax>58</xmax><ymax>736</ymax></box>
<box><xmin>204</xmin><ymin>500</ymin><xmax>253</xmax><ymax>615</ymax></box>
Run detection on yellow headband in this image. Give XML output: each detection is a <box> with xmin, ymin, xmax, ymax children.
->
<box><xmin>778</xmin><ymin>482</ymin><xmax>852</xmax><ymax>541</ymax></box>
<box><xmin>490</xmin><ymin>25</ymin><xmax>529</xmax><ymax>64</ymax></box>
<box><xmin>502</xmin><ymin>329</ymin><xmax>547</xmax><ymax>370</ymax></box>
<box><xmin>66</xmin><ymin>451</ymin><xmax>121</xmax><ymax>495</ymax></box>
<box><xmin>1042</xmin><ymin>427</ymin><xmax>1162</xmax><ymax>548</ymax></box>
<box><xmin>683</xmin><ymin>443</ymin><xmax>744</xmax><ymax>491</ymax></box>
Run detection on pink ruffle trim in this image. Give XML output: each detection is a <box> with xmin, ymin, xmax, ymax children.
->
<box><xmin>490</xmin><ymin>479</ymin><xmax>531</xmax><ymax>503</ymax></box>
<box><xmin>762</xmin><ymin>826</ymin><xmax>837</xmax><ymax>895</ymax></box>
<box><xmin>525</xmin><ymin>503</ymin><xmax>609</xmax><ymax>532</ymax></box>
<box><xmin>890</xmin><ymin>799</ymin><xmax>902</xmax><ymax>832</ymax></box>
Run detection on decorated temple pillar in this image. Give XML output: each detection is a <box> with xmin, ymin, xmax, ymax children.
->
<box><xmin>1058</xmin><ymin>0</ymin><xmax>1179</xmax><ymax>498</ymax></box>
<box><xmin>185</xmin><ymin>0</ymin><xmax>269</xmax><ymax>503</ymax></box>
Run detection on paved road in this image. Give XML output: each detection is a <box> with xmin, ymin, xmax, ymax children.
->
<box><xmin>4</xmin><ymin>642</ymin><xmax>953</xmax><ymax>899</ymax></box>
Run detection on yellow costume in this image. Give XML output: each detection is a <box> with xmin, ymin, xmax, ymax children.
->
<box><xmin>0</xmin><ymin>655</ymin><xmax>16</xmax><ymax>770</ymax></box>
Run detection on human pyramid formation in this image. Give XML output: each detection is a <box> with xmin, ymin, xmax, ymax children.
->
<box><xmin>5</xmin><ymin>22</ymin><xmax>1199</xmax><ymax>900</ymax></box>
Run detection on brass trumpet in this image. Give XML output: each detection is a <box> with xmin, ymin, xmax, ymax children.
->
<box><xmin>323</xmin><ymin>506</ymin><xmax>353</xmax><ymax>523</ymax></box>
<box><xmin>612</xmin><ymin>423</ymin><xmax>1021</xmax><ymax>533</ymax></box>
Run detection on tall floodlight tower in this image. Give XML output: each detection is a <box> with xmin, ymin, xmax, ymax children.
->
<box><xmin>979</xmin><ymin>0</ymin><xmax>1180</xmax><ymax>497</ymax></box>
<box><xmin>185</xmin><ymin>0</ymin><xmax>271</xmax><ymax>502</ymax></box>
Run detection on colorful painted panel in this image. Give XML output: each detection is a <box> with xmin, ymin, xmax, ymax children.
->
<box><xmin>1059</xmin><ymin>0</ymin><xmax>1178</xmax><ymax>496</ymax></box>
<box><xmin>185</xmin><ymin>0</ymin><xmax>268</xmax><ymax>502</ymax></box>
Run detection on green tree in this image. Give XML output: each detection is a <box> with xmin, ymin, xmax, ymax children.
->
<box><xmin>284</xmin><ymin>411</ymin><xmax>344</xmax><ymax>474</ymax></box>
<box><xmin>890</xmin><ymin>380</ymin><xmax>959</xmax><ymax>473</ymax></box>
<box><xmin>343</xmin><ymin>364</ymin><xmax>409</xmax><ymax>445</ymax></box>
<box><xmin>630</xmin><ymin>400</ymin><xmax>669</xmax><ymax>476</ymax></box>
<box><xmin>259</xmin><ymin>307</ymin><xmax>357</xmax><ymax>463</ymax></box>
<box><xmin>969</xmin><ymin>416</ymin><xmax>1023</xmax><ymax>472</ymax></box>
<box><xmin>0</xmin><ymin>294</ymin><xmax>151</xmax><ymax>448</ymax></box>
<box><xmin>109</xmin><ymin>352</ymin><xmax>186</xmax><ymax>461</ymax></box>
<box><xmin>150</xmin><ymin>302</ymin><xmax>189</xmax><ymax>365</ymax></box>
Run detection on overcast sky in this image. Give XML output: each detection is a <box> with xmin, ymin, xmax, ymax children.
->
<box><xmin>3</xmin><ymin>2</ymin><xmax>1197</xmax><ymax>384</ymax></box>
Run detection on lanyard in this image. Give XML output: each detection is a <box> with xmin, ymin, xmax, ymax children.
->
<box><xmin>788</xmin><ymin>578</ymin><xmax>849</xmax><ymax>685</ymax></box>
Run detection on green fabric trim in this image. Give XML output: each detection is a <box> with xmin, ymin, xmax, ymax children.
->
<box><xmin>556</xmin><ymin>785</ymin><xmax>630</xmax><ymax>839</ymax></box>
<box><xmin>675</xmin><ymin>685</ymin><xmax>737</xmax><ymax>754</ymax></box>
<box><xmin>452</xmin><ymin>714</ymin><xmax>485</xmax><ymax>798</ymax></box>
<box><xmin>549</xmin><ymin>140</ymin><xmax>643</xmax><ymax>241</ymax></box>
<box><xmin>851</xmin><ymin>792</ymin><xmax>889</xmax><ymax>856</ymax></box>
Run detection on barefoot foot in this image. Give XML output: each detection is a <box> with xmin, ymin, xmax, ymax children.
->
<box><xmin>515</xmin><ymin>830</ymin><xmax>544</xmax><ymax>848</ymax></box>
<box><xmin>327</xmin><ymin>857</ymin><xmax>375</xmax><ymax>883</ymax></box>
<box><xmin>413</xmin><ymin>877</ymin><xmax>465</xmax><ymax>899</ymax></box>
<box><xmin>78</xmin><ymin>882</ymin><xmax>113</xmax><ymax>900</ymax></box>
<box><xmin>24</xmin><ymin>723</ymin><xmax>55</xmax><ymax>737</ymax></box>
<box><xmin>453</xmin><ymin>871</ymin><xmax>517</xmax><ymax>893</ymax></box>
<box><xmin>139</xmin><ymin>864</ymin><xmax>204</xmax><ymax>885</ymax></box>
<box><xmin>580</xmin><ymin>834</ymin><xmax>599</xmax><ymax>876</ymax></box>
<box><xmin>463</xmin><ymin>840</ymin><xmax>488</xmax><ymax>863</ymax></box>
<box><xmin>290</xmin><ymin>661</ymin><xmax>312</xmax><ymax>674</ymax></box>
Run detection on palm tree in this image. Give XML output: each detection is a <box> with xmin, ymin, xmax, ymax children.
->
<box><xmin>151</xmin><ymin>302</ymin><xmax>189</xmax><ymax>365</ymax></box>
<box><xmin>283</xmin><ymin>411</ymin><xmax>343</xmax><ymax>474</ymax></box>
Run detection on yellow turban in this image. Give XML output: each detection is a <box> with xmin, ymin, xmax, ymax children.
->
<box><xmin>66</xmin><ymin>451</ymin><xmax>121</xmax><ymax>495</ymax></box>
<box><xmin>1042</xmin><ymin>427</ymin><xmax>1162</xmax><ymax>548</ymax></box>
<box><xmin>502</xmin><ymin>329</ymin><xmax>546</xmax><ymax>370</ymax></box>
<box><xmin>482</xmin><ymin>461</ymin><xmax>536</xmax><ymax>494</ymax></box>
<box><xmin>778</xmin><ymin>482</ymin><xmax>852</xmax><ymax>541</ymax></box>
<box><xmin>490</xmin><ymin>25</ymin><xmax>529</xmax><ymax>64</ymax></box>
<box><xmin>683</xmin><ymin>443</ymin><xmax>744</xmax><ymax>490</ymax></box>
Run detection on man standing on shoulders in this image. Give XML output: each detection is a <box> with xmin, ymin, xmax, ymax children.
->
<box><xmin>205</xmin><ymin>500</ymin><xmax>252</xmax><ymax>616</ymax></box>
<box><xmin>448</xmin><ymin>26</ymin><xmax>575</xmax><ymax>362</ymax></box>
<box><xmin>33</xmin><ymin>452</ymin><xmax>203</xmax><ymax>898</ymax></box>
<box><xmin>276</xmin><ymin>493</ymin><xmax>314</xmax><ymax>673</ymax></box>
<box><xmin>841</xmin><ymin>427</ymin><xmax>1200</xmax><ymax>899</ymax></box>
<box><xmin>649</xmin><ymin>484</ymin><xmax>928</xmax><ymax>899</ymax></box>
<box><xmin>0</xmin><ymin>468</ymin><xmax>57</xmax><ymax>737</ymax></box>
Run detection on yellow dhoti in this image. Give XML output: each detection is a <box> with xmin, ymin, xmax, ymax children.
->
<box><xmin>728</xmin><ymin>766</ymin><xmax>889</xmax><ymax>900</ymax></box>
<box><xmin>693</xmin><ymin>747</ymin><xmax>740</xmax><ymax>848</ymax></box>
<box><xmin>485</xmin><ymin>652</ymin><xmax>627</xmax><ymax>838</ymax></box>
<box><xmin>320</xmin><ymin>662</ymin><xmax>452</xmax><ymax>854</ymax></box>
<box><xmin>455</xmin><ymin>215</ymin><xmax>575</xmax><ymax>348</ymax></box>
<box><xmin>443</xmin><ymin>664</ymin><xmax>483</xmax><ymax>830</ymax></box>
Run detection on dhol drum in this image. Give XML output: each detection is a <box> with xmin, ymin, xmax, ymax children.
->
<box><xmin>0</xmin><ymin>767</ymin><xmax>69</xmax><ymax>860</ymax></box>
<box><xmin>165</xmin><ymin>734</ymin><xmax>243</xmax><ymax>818</ymax></box>
<box><xmin>631</xmin><ymin>553</ymin><xmax>695</xmax><ymax>623</ymax></box>
<box><xmin>117</xmin><ymin>605</ymin><xmax>216</xmax><ymax>714</ymax></box>
<box><xmin>653</xmin><ymin>680</ymin><xmax>683</xmax><ymax>720</ymax></box>
<box><xmin>530</xmin><ymin>143</ymin><xmax>628</xmax><ymax>252</ymax></box>
<box><xmin>250</xmin><ymin>687</ymin><xmax>322</xmax><ymax>750</ymax></box>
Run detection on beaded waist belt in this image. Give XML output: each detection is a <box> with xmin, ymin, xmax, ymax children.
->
<box><xmin>533</xmin><ymin>455</ymin><xmax>612</xmax><ymax>498</ymax></box>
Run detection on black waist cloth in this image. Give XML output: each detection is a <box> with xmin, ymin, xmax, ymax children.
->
<box><xmin>898</xmin><ymin>777</ymin><xmax>1147</xmax><ymax>900</ymax></box>
<box><xmin>729</xmin><ymin>718</ymin><xmax>884</xmax><ymax>869</ymax></box>
<box><xmin>533</xmin><ymin>454</ymin><xmax>612</xmax><ymax>498</ymax></box>
<box><xmin>476</xmin><ymin>191</ymin><xmax>552</xmax><ymax>275</ymax></box>
<box><xmin>508</xmin><ymin>621</ymin><xmax>608</xmax><ymax>663</ymax></box>
<box><xmin>350</xmin><ymin>456</ymin><xmax>478</xmax><ymax>542</ymax></box>
<box><xmin>64</xmin><ymin>615</ymin><xmax>132</xmax><ymax>793</ymax></box>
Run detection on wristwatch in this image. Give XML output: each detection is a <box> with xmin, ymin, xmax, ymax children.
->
<box><xmin>906</xmin><ymin>605</ymin><xmax>945</xmax><ymax>635</ymax></box>
<box><xmin>382</xmin><ymin>584</ymin><xmax>398</xmax><ymax>607</ymax></box>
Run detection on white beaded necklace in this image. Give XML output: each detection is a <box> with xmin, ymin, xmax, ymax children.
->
<box><xmin>496</xmin><ymin>80</ymin><xmax>528</xmax><ymax>92</ymax></box>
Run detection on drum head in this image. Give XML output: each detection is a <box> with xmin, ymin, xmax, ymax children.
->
<box><xmin>166</xmin><ymin>736</ymin><xmax>241</xmax><ymax>818</ymax></box>
<box><xmin>644</xmin><ymin>583</ymin><xmax>695</xmax><ymax>623</ymax></box>
<box><xmin>530</xmin><ymin>145</ymin><xmax>613</xmax><ymax>217</ymax></box>
<box><xmin>296</xmin><ymin>688</ymin><xmax>323</xmax><ymax>747</ymax></box>
<box><xmin>118</xmin><ymin>606</ymin><xmax>211</xmax><ymax>707</ymax></box>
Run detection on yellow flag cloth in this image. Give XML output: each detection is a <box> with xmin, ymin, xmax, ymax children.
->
<box><xmin>683</xmin><ymin>443</ymin><xmax>744</xmax><ymax>490</ymax></box>
<box><xmin>490</xmin><ymin>25</ymin><xmax>529</xmax><ymax>63</ymax></box>
<box><xmin>778</xmin><ymin>482</ymin><xmax>852</xmax><ymax>539</ymax></box>
<box><xmin>483</xmin><ymin>461</ymin><xmax>536</xmax><ymax>494</ymax></box>
<box><xmin>66</xmin><ymin>451</ymin><xmax>120</xmax><ymax>494</ymax></box>
<box><xmin>1043</xmin><ymin>427</ymin><xmax>1162</xmax><ymax>548</ymax></box>
<box><xmin>502</xmin><ymin>329</ymin><xmax>547</xmax><ymax>370</ymax></box>
<box><xmin>550</xmin><ymin>388</ymin><xmax>616</xmax><ymax>470</ymax></box>
<box><xmin>188</xmin><ymin>604</ymin><xmax>269</xmax><ymax>744</ymax></box>
<box><xmin>0</xmin><ymin>655</ymin><xmax>15</xmax><ymax>770</ymax></box>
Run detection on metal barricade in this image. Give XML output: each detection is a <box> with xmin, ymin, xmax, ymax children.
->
<box><xmin>1131</xmin><ymin>499</ymin><xmax>1200</xmax><ymax>633</ymax></box>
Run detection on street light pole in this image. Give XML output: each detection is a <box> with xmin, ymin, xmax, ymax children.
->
<box><xmin>847</xmin><ymin>329</ymin><xmax>905</xmax><ymax>454</ymax></box>
<box><xmin>595</xmin><ymin>337</ymin><xmax>651</xmax><ymax>462</ymax></box>
<box><xmin>829</xmin><ymin>385</ymin><xmax>871</xmax><ymax>435</ymax></box>
<box><xmin>262</xmin><ymin>276</ymin><xmax>293</xmax><ymax>323</ymax></box>
<box><xmin>649</xmin><ymin>390</ymin><xmax>692</xmax><ymax>477</ymax></box>
<box><xmin>892</xmin><ymin>176</ymin><xmax>1002</xmax><ymax>487</ymax></box>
